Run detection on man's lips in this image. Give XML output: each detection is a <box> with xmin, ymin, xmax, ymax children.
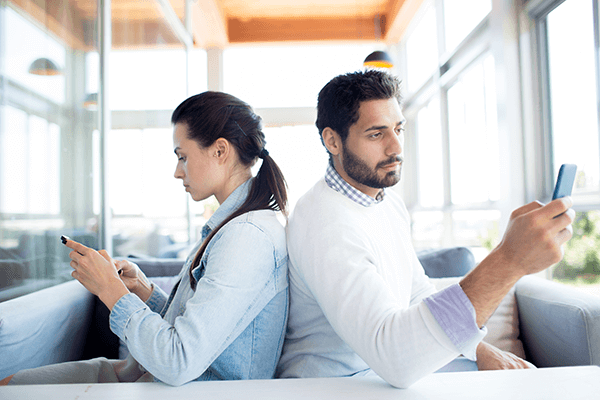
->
<box><xmin>380</xmin><ymin>161</ymin><xmax>402</xmax><ymax>171</ymax></box>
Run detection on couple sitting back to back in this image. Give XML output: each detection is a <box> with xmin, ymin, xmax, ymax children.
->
<box><xmin>2</xmin><ymin>70</ymin><xmax>574</xmax><ymax>388</ymax></box>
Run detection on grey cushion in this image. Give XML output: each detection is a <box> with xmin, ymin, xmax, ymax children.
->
<box><xmin>417</xmin><ymin>247</ymin><xmax>476</xmax><ymax>278</ymax></box>
<box><xmin>516</xmin><ymin>276</ymin><xmax>600</xmax><ymax>367</ymax></box>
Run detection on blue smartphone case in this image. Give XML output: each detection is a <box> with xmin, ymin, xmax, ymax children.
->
<box><xmin>552</xmin><ymin>164</ymin><xmax>577</xmax><ymax>200</ymax></box>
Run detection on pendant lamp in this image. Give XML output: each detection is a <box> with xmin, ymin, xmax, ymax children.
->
<box><xmin>363</xmin><ymin>51</ymin><xmax>394</xmax><ymax>69</ymax></box>
<box><xmin>83</xmin><ymin>93</ymin><xmax>98</xmax><ymax>109</ymax></box>
<box><xmin>28</xmin><ymin>1</ymin><xmax>63</xmax><ymax>76</ymax></box>
<box><xmin>28</xmin><ymin>57</ymin><xmax>62</xmax><ymax>76</ymax></box>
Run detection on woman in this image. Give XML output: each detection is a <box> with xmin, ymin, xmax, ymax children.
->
<box><xmin>4</xmin><ymin>92</ymin><xmax>289</xmax><ymax>386</ymax></box>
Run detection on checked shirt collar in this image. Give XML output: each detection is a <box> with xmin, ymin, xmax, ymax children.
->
<box><xmin>324</xmin><ymin>164</ymin><xmax>385</xmax><ymax>207</ymax></box>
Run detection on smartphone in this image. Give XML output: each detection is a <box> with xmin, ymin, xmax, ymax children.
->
<box><xmin>552</xmin><ymin>164</ymin><xmax>577</xmax><ymax>200</ymax></box>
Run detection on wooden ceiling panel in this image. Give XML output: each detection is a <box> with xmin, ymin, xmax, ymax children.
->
<box><xmin>220</xmin><ymin>0</ymin><xmax>391</xmax><ymax>19</ymax></box>
<box><xmin>9</xmin><ymin>0</ymin><xmax>420</xmax><ymax>50</ymax></box>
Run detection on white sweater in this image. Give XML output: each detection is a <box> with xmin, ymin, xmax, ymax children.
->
<box><xmin>277</xmin><ymin>179</ymin><xmax>483</xmax><ymax>388</ymax></box>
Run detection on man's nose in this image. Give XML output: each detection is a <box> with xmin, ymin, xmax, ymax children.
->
<box><xmin>387</xmin><ymin>132</ymin><xmax>403</xmax><ymax>156</ymax></box>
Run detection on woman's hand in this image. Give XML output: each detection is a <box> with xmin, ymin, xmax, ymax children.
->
<box><xmin>65</xmin><ymin>239</ymin><xmax>129</xmax><ymax>310</ymax></box>
<box><xmin>114</xmin><ymin>259</ymin><xmax>153</xmax><ymax>302</ymax></box>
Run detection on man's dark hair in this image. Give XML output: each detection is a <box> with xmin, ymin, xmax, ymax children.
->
<box><xmin>316</xmin><ymin>69</ymin><xmax>403</xmax><ymax>149</ymax></box>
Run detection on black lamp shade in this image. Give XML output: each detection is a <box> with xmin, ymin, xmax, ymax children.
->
<box><xmin>363</xmin><ymin>51</ymin><xmax>394</xmax><ymax>69</ymax></box>
<box><xmin>28</xmin><ymin>57</ymin><xmax>62</xmax><ymax>76</ymax></box>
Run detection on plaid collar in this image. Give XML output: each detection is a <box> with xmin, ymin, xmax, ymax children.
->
<box><xmin>324</xmin><ymin>164</ymin><xmax>385</xmax><ymax>207</ymax></box>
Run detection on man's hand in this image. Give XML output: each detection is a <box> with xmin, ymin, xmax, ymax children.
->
<box><xmin>461</xmin><ymin>197</ymin><xmax>574</xmax><ymax>327</ymax></box>
<box><xmin>496</xmin><ymin>197</ymin><xmax>575</xmax><ymax>277</ymax></box>
<box><xmin>476</xmin><ymin>342</ymin><xmax>535</xmax><ymax>370</ymax></box>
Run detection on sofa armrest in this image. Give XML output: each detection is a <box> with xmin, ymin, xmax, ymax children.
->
<box><xmin>515</xmin><ymin>276</ymin><xmax>600</xmax><ymax>367</ymax></box>
<box><xmin>0</xmin><ymin>280</ymin><xmax>95</xmax><ymax>379</ymax></box>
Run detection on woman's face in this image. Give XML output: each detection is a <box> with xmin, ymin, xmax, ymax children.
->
<box><xmin>172</xmin><ymin>123</ymin><xmax>220</xmax><ymax>202</ymax></box>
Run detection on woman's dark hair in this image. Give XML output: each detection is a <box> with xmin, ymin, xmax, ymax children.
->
<box><xmin>171</xmin><ymin>91</ymin><xmax>288</xmax><ymax>290</ymax></box>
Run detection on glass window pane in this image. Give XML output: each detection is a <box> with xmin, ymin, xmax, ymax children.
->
<box><xmin>411</xmin><ymin>211</ymin><xmax>445</xmax><ymax>249</ymax></box>
<box><xmin>110</xmin><ymin>50</ymin><xmax>190</xmax><ymax>111</ymax></box>
<box><xmin>108</xmin><ymin>129</ymin><xmax>189</xmax><ymax>258</ymax></box>
<box><xmin>452</xmin><ymin>209</ymin><xmax>500</xmax><ymax>258</ymax></box>
<box><xmin>189</xmin><ymin>49</ymin><xmax>208</xmax><ymax>95</ymax></box>
<box><xmin>405</xmin><ymin>4</ymin><xmax>438</xmax><ymax>93</ymax></box>
<box><xmin>547</xmin><ymin>0</ymin><xmax>599</xmax><ymax>195</ymax></box>
<box><xmin>553</xmin><ymin>211</ymin><xmax>600</xmax><ymax>297</ymax></box>
<box><xmin>1</xmin><ymin>1</ymin><xmax>100</xmax><ymax>302</ymax></box>
<box><xmin>448</xmin><ymin>54</ymin><xmax>500</xmax><ymax>205</ymax></box>
<box><xmin>223</xmin><ymin>44</ymin><xmax>378</xmax><ymax>108</ymax></box>
<box><xmin>262</xmin><ymin>125</ymin><xmax>329</xmax><ymax>210</ymax></box>
<box><xmin>416</xmin><ymin>96</ymin><xmax>444</xmax><ymax>207</ymax></box>
<box><xmin>0</xmin><ymin>106</ymin><xmax>28</xmax><ymax>214</ymax></box>
<box><xmin>4</xmin><ymin>7</ymin><xmax>66</xmax><ymax>104</ymax></box>
<box><xmin>443</xmin><ymin>0</ymin><xmax>491</xmax><ymax>54</ymax></box>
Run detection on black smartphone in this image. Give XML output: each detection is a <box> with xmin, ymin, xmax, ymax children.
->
<box><xmin>552</xmin><ymin>164</ymin><xmax>577</xmax><ymax>200</ymax></box>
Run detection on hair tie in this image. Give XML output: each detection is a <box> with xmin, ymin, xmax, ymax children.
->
<box><xmin>259</xmin><ymin>148</ymin><xmax>269</xmax><ymax>159</ymax></box>
<box><xmin>233</xmin><ymin>121</ymin><xmax>248</xmax><ymax>137</ymax></box>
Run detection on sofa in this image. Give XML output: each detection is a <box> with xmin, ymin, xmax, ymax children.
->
<box><xmin>1</xmin><ymin>248</ymin><xmax>599</xmax><ymax>380</ymax></box>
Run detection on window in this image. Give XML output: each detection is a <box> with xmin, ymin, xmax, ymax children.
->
<box><xmin>0</xmin><ymin>1</ymin><xmax>99</xmax><ymax>301</ymax></box>
<box><xmin>262</xmin><ymin>125</ymin><xmax>329</xmax><ymax>211</ymax></box>
<box><xmin>400</xmin><ymin>0</ymin><xmax>498</xmax><ymax>257</ymax></box>
<box><xmin>443</xmin><ymin>0</ymin><xmax>491</xmax><ymax>54</ymax></box>
<box><xmin>405</xmin><ymin>3</ymin><xmax>438</xmax><ymax>93</ymax></box>
<box><xmin>447</xmin><ymin>54</ymin><xmax>499</xmax><ymax>205</ymax></box>
<box><xmin>223</xmin><ymin>44</ymin><xmax>378</xmax><ymax>108</ymax></box>
<box><xmin>529</xmin><ymin>0</ymin><xmax>600</xmax><ymax>294</ymax></box>
<box><xmin>416</xmin><ymin>96</ymin><xmax>444</xmax><ymax>208</ymax></box>
<box><xmin>546</xmin><ymin>0</ymin><xmax>599</xmax><ymax>196</ymax></box>
<box><xmin>102</xmin><ymin>129</ymin><xmax>191</xmax><ymax>258</ymax></box>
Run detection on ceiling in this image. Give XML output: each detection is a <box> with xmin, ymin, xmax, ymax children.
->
<box><xmin>9</xmin><ymin>0</ymin><xmax>424</xmax><ymax>50</ymax></box>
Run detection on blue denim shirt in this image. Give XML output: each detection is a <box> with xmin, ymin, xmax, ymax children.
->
<box><xmin>109</xmin><ymin>179</ymin><xmax>289</xmax><ymax>386</ymax></box>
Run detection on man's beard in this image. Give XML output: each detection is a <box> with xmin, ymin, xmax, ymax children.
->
<box><xmin>342</xmin><ymin>144</ymin><xmax>402</xmax><ymax>189</ymax></box>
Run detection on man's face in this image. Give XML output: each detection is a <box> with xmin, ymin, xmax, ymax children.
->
<box><xmin>337</xmin><ymin>98</ymin><xmax>405</xmax><ymax>198</ymax></box>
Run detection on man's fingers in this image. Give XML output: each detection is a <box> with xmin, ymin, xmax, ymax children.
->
<box><xmin>549</xmin><ymin>207</ymin><xmax>576</xmax><ymax>235</ymax></box>
<box><xmin>539</xmin><ymin>196</ymin><xmax>573</xmax><ymax>219</ymax></box>
<box><xmin>510</xmin><ymin>201</ymin><xmax>544</xmax><ymax>219</ymax></box>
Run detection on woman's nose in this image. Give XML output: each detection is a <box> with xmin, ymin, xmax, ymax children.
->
<box><xmin>174</xmin><ymin>164</ymin><xmax>184</xmax><ymax>179</ymax></box>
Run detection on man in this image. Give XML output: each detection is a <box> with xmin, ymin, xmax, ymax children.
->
<box><xmin>276</xmin><ymin>70</ymin><xmax>574</xmax><ymax>388</ymax></box>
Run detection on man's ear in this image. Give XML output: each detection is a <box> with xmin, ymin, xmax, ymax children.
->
<box><xmin>322</xmin><ymin>127</ymin><xmax>342</xmax><ymax>157</ymax></box>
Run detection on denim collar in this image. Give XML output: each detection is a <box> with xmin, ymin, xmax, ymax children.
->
<box><xmin>201</xmin><ymin>178</ymin><xmax>252</xmax><ymax>240</ymax></box>
<box><xmin>324</xmin><ymin>164</ymin><xmax>385</xmax><ymax>207</ymax></box>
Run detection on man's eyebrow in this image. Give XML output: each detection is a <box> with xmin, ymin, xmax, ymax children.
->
<box><xmin>364</xmin><ymin>125</ymin><xmax>388</xmax><ymax>133</ymax></box>
<box><xmin>174</xmin><ymin>147</ymin><xmax>180</xmax><ymax>155</ymax></box>
<box><xmin>364</xmin><ymin>120</ymin><xmax>407</xmax><ymax>133</ymax></box>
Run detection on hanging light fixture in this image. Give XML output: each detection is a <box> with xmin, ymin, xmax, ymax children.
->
<box><xmin>28</xmin><ymin>1</ymin><xmax>63</xmax><ymax>76</ymax></box>
<box><xmin>363</xmin><ymin>50</ymin><xmax>394</xmax><ymax>69</ymax></box>
<box><xmin>83</xmin><ymin>92</ymin><xmax>98</xmax><ymax>109</ymax></box>
<box><xmin>28</xmin><ymin>57</ymin><xmax>62</xmax><ymax>76</ymax></box>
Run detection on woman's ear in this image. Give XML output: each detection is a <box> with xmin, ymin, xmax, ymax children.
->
<box><xmin>213</xmin><ymin>138</ymin><xmax>230</xmax><ymax>163</ymax></box>
<box><xmin>322</xmin><ymin>127</ymin><xmax>342</xmax><ymax>157</ymax></box>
